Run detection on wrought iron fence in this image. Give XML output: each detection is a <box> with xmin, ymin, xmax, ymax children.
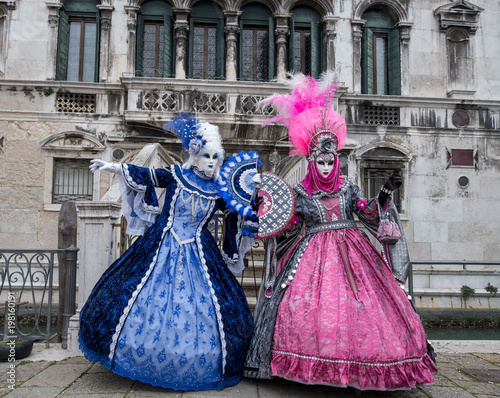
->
<box><xmin>0</xmin><ymin>246</ymin><xmax>78</xmax><ymax>348</ymax></box>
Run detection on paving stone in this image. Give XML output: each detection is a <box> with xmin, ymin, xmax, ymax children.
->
<box><xmin>59</xmin><ymin>356</ymin><xmax>93</xmax><ymax>365</ymax></box>
<box><xmin>14</xmin><ymin>360</ymin><xmax>54</xmax><ymax>384</ymax></box>
<box><xmin>258</xmin><ymin>378</ymin><xmax>328</xmax><ymax>397</ymax></box>
<box><xmin>419</xmin><ymin>386</ymin><xmax>475</xmax><ymax>398</ymax></box>
<box><xmin>436</xmin><ymin>364</ymin><xmax>476</xmax><ymax>382</ymax></box>
<box><xmin>60</xmin><ymin>371</ymin><xmax>134</xmax><ymax>395</ymax></box>
<box><xmin>474</xmin><ymin>353</ymin><xmax>500</xmax><ymax>363</ymax></box>
<box><xmin>59</xmin><ymin>393</ymin><xmax>126</xmax><ymax>398</ymax></box>
<box><xmin>446</xmin><ymin>354</ymin><xmax>499</xmax><ymax>370</ymax></box>
<box><xmin>127</xmin><ymin>381</ymin><xmax>183</xmax><ymax>398</ymax></box>
<box><xmin>181</xmin><ymin>378</ymin><xmax>258</xmax><ymax>397</ymax></box>
<box><xmin>431</xmin><ymin>374</ymin><xmax>456</xmax><ymax>387</ymax></box>
<box><xmin>21</xmin><ymin>364</ymin><xmax>91</xmax><ymax>388</ymax></box>
<box><xmin>87</xmin><ymin>362</ymin><xmax>110</xmax><ymax>374</ymax></box>
<box><xmin>1</xmin><ymin>386</ymin><xmax>64</xmax><ymax>397</ymax></box>
<box><xmin>453</xmin><ymin>379</ymin><xmax>500</xmax><ymax>395</ymax></box>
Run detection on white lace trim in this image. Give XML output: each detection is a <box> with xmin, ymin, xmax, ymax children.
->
<box><xmin>171</xmin><ymin>165</ymin><xmax>218</xmax><ymax>199</ymax></box>
<box><xmin>271</xmin><ymin>349</ymin><xmax>429</xmax><ymax>367</ymax></box>
<box><xmin>195</xmin><ymin>199</ymin><xmax>228</xmax><ymax>375</ymax></box>
<box><xmin>122</xmin><ymin>164</ymin><xmax>147</xmax><ymax>192</ymax></box>
<box><xmin>108</xmin><ymin>184</ymin><xmax>181</xmax><ymax>362</ymax></box>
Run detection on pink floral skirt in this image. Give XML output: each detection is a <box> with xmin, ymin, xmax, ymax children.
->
<box><xmin>270</xmin><ymin>229</ymin><xmax>437</xmax><ymax>390</ymax></box>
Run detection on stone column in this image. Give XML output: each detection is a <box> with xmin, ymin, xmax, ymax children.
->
<box><xmin>274</xmin><ymin>14</ymin><xmax>289</xmax><ymax>83</ymax></box>
<box><xmin>173</xmin><ymin>8</ymin><xmax>190</xmax><ymax>79</ymax></box>
<box><xmin>75</xmin><ymin>201</ymin><xmax>122</xmax><ymax>310</ymax></box>
<box><xmin>397</xmin><ymin>22</ymin><xmax>412</xmax><ymax>96</ymax></box>
<box><xmin>124</xmin><ymin>5</ymin><xmax>140</xmax><ymax>77</ymax></box>
<box><xmin>322</xmin><ymin>16</ymin><xmax>339</xmax><ymax>72</ymax></box>
<box><xmin>351</xmin><ymin>19</ymin><xmax>365</xmax><ymax>94</ymax></box>
<box><xmin>97</xmin><ymin>5</ymin><xmax>114</xmax><ymax>82</ymax></box>
<box><xmin>224</xmin><ymin>11</ymin><xmax>240</xmax><ymax>81</ymax></box>
<box><xmin>45</xmin><ymin>2</ymin><xmax>62</xmax><ymax>80</ymax></box>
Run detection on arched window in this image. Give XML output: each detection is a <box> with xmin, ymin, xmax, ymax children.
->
<box><xmin>239</xmin><ymin>3</ymin><xmax>274</xmax><ymax>81</ymax></box>
<box><xmin>56</xmin><ymin>0</ymin><xmax>100</xmax><ymax>82</ymax></box>
<box><xmin>136</xmin><ymin>0</ymin><xmax>174</xmax><ymax>78</ymax></box>
<box><xmin>361</xmin><ymin>9</ymin><xmax>400</xmax><ymax>95</ymax></box>
<box><xmin>360</xmin><ymin>147</ymin><xmax>408</xmax><ymax>212</ymax></box>
<box><xmin>447</xmin><ymin>28</ymin><xmax>471</xmax><ymax>87</ymax></box>
<box><xmin>289</xmin><ymin>6</ymin><xmax>322</xmax><ymax>78</ymax></box>
<box><xmin>188</xmin><ymin>1</ymin><xmax>224</xmax><ymax>80</ymax></box>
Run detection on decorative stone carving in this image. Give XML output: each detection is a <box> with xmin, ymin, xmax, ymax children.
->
<box><xmin>46</xmin><ymin>2</ymin><xmax>62</xmax><ymax>28</ymax></box>
<box><xmin>435</xmin><ymin>0</ymin><xmax>484</xmax><ymax>35</ymax></box>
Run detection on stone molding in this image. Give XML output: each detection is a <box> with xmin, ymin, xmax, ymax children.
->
<box><xmin>435</xmin><ymin>0</ymin><xmax>484</xmax><ymax>35</ymax></box>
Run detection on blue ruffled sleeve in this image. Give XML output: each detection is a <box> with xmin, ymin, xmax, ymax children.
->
<box><xmin>119</xmin><ymin>164</ymin><xmax>174</xmax><ymax>236</ymax></box>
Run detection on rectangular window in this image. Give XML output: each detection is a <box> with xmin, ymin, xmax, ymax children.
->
<box><xmin>66</xmin><ymin>18</ymin><xmax>97</xmax><ymax>82</ymax></box>
<box><xmin>142</xmin><ymin>21</ymin><xmax>165</xmax><ymax>77</ymax></box>
<box><xmin>373</xmin><ymin>34</ymin><xmax>388</xmax><ymax>95</ymax></box>
<box><xmin>363</xmin><ymin>168</ymin><xmax>402</xmax><ymax>212</ymax></box>
<box><xmin>293</xmin><ymin>28</ymin><xmax>312</xmax><ymax>75</ymax></box>
<box><xmin>192</xmin><ymin>24</ymin><xmax>217</xmax><ymax>79</ymax></box>
<box><xmin>241</xmin><ymin>27</ymin><xmax>269</xmax><ymax>81</ymax></box>
<box><xmin>52</xmin><ymin>158</ymin><xmax>93</xmax><ymax>204</ymax></box>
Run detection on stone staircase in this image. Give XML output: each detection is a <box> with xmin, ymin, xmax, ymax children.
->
<box><xmin>236</xmin><ymin>240</ymin><xmax>265</xmax><ymax>313</ymax></box>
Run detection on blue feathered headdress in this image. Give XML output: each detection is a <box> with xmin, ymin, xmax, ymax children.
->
<box><xmin>164</xmin><ymin>113</ymin><xmax>206</xmax><ymax>155</ymax></box>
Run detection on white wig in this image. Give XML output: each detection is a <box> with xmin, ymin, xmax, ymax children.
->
<box><xmin>182</xmin><ymin>122</ymin><xmax>225</xmax><ymax>180</ymax></box>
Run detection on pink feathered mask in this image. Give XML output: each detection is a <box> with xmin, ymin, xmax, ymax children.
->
<box><xmin>261</xmin><ymin>73</ymin><xmax>347</xmax><ymax>160</ymax></box>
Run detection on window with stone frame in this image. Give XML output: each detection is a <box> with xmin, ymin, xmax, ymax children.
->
<box><xmin>188</xmin><ymin>1</ymin><xmax>224</xmax><ymax>80</ymax></box>
<box><xmin>361</xmin><ymin>9</ymin><xmax>400</xmax><ymax>95</ymax></box>
<box><xmin>56</xmin><ymin>0</ymin><xmax>100</xmax><ymax>82</ymax></box>
<box><xmin>52</xmin><ymin>158</ymin><xmax>94</xmax><ymax>204</ymax></box>
<box><xmin>136</xmin><ymin>0</ymin><xmax>173</xmax><ymax>78</ymax></box>
<box><xmin>289</xmin><ymin>6</ymin><xmax>322</xmax><ymax>79</ymax></box>
<box><xmin>360</xmin><ymin>147</ymin><xmax>408</xmax><ymax>213</ymax></box>
<box><xmin>239</xmin><ymin>3</ymin><xmax>274</xmax><ymax>82</ymax></box>
<box><xmin>0</xmin><ymin>5</ymin><xmax>6</xmax><ymax>76</ymax></box>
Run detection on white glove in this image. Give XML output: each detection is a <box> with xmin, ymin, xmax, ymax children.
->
<box><xmin>251</xmin><ymin>173</ymin><xmax>262</xmax><ymax>185</ymax></box>
<box><xmin>89</xmin><ymin>159</ymin><xmax>119</xmax><ymax>174</ymax></box>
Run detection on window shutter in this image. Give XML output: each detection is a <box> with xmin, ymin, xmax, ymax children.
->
<box><xmin>56</xmin><ymin>10</ymin><xmax>69</xmax><ymax>80</ymax></box>
<box><xmin>388</xmin><ymin>27</ymin><xmax>401</xmax><ymax>95</ymax></box>
<box><xmin>310</xmin><ymin>21</ymin><xmax>319</xmax><ymax>79</ymax></box>
<box><xmin>187</xmin><ymin>18</ymin><xmax>194</xmax><ymax>78</ymax></box>
<box><xmin>288</xmin><ymin>16</ymin><xmax>295</xmax><ymax>71</ymax></box>
<box><xmin>238</xmin><ymin>19</ymin><xmax>243</xmax><ymax>79</ymax></box>
<box><xmin>216</xmin><ymin>18</ymin><xmax>224</xmax><ymax>79</ymax></box>
<box><xmin>268</xmin><ymin>17</ymin><xmax>274</xmax><ymax>81</ymax></box>
<box><xmin>163</xmin><ymin>14</ymin><xmax>172</xmax><ymax>78</ymax></box>
<box><xmin>361</xmin><ymin>27</ymin><xmax>374</xmax><ymax>94</ymax></box>
<box><xmin>135</xmin><ymin>15</ymin><xmax>144</xmax><ymax>77</ymax></box>
<box><xmin>94</xmin><ymin>10</ymin><xmax>100</xmax><ymax>82</ymax></box>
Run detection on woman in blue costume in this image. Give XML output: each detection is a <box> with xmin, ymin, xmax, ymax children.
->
<box><xmin>79</xmin><ymin>114</ymin><xmax>255</xmax><ymax>390</ymax></box>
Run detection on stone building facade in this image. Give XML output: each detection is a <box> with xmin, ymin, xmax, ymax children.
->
<box><xmin>0</xmin><ymin>0</ymin><xmax>499</xmax><ymax>269</ymax></box>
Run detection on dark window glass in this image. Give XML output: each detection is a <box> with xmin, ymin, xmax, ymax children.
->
<box><xmin>374</xmin><ymin>34</ymin><xmax>388</xmax><ymax>95</ymax></box>
<box><xmin>293</xmin><ymin>28</ymin><xmax>311</xmax><ymax>75</ymax></box>
<box><xmin>363</xmin><ymin>168</ymin><xmax>402</xmax><ymax>212</ymax></box>
<box><xmin>53</xmin><ymin>158</ymin><xmax>93</xmax><ymax>204</ymax></box>
<box><xmin>142</xmin><ymin>22</ymin><xmax>165</xmax><ymax>77</ymax></box>
<box><xmin>66</xmin><ymin>18</ymin><xmax>97</xmax><ymax>82</ymax></box>
<box><xmin>192</xmin><ymin>24</ymin><xmax>217</xmax><ymax>79</ymax></box>
<box><xmin>241</xmin><ymin>27</ymin><xmax>269</xmax><ymax>81</ymax></box>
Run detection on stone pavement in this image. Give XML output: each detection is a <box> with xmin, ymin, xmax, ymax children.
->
<box><xmin>1</xmin><ymin>340</ymin><xmax>500</xmax><ymax>398</ymax></box>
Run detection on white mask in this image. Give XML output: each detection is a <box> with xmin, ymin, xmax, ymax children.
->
<box><xmin>316</xmin><ymin>157</ymin><xmax>335</xmax><ymax>176</ymax></box>
<box><xmin>195</xmin><ymin>148</ymin><xmax>219</xmax><ymax>177</ymax></box>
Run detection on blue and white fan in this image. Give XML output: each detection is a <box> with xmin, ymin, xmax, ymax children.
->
<box><xmin>217</xmin><ymin>151</ymin><xmax>261</xmax><ymax>217</ymax></box>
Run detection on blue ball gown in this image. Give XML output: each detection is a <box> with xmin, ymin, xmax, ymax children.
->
<box><xmin>79</xmin><ymin>164</ymin><xmax>255</xmax><ymax>390</ymax></box>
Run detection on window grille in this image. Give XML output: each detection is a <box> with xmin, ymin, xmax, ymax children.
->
<box><xmin>142</xmin><ymin>91</ymin><xmax>178</xmax><ymax>111</ymax></box>
<box><xmin>52</xmin><ymin>158</ymin><xmax>93</xmax><ymax>204</ymax></box>
<box><xmin>293</xmin><ymin>28</ymin><xmax>312</xmax><ymax>75</ymax></box>
<box><xmin>192</xmin><ymin>94</ymin><xmax>226</xmax><ymax>113</ymax></box>
<box><xmin>238</xmin><ymin>95</ymin><xmax>275</xmax><ymax>115</ymax></box>
<box><xmin>192</xmin><ymin>24</ymin><xmax>218</xmax><ymax>79</ymax></box>
<box><xmin>241</xmin><ymin>27</ymin><xmax>269</xmax><ymax>81</ymax></box>
<box><xmin>142</xmin><ymin>22</ymin><xmax>165</xmax><ymax>77</ymax></box>
<box><xmin>363</xmin><ymin>106</ymin><xmax>400</xmax><ymax>125</ymax></box>
<box><xmin>56</xmin><ymin>93</ymin><xmax>96</xmax><ymax>113</ymax></box>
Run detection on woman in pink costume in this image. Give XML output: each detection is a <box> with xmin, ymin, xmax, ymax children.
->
<box><xmin>244</xmin><ymin>74</ymin><xmax>437</xmax><ymax>391</ymax></box>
